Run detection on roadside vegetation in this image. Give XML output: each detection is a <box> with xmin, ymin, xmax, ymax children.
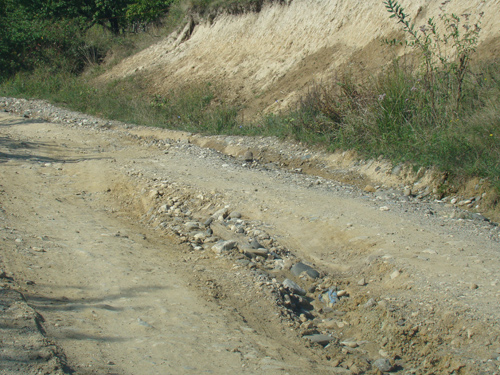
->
<box><xmin>1</xmin><ymin>0</ymin><xmax>499</xmax><ymax>193</ymax></box>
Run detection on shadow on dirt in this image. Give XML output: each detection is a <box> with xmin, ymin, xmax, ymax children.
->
<box><xmin>0</xmin><ymin>287</ymin><xmax>77</xmax><ymax>374</ymax></box>
<box><xmin>19</xmin><ymin>285</ymin><xmax>169</xmax><ymax>344</ymax></box>
<box><xmin>0</xmin><ymin>135</ymin><xmax>110</xmax><ymax>164</ymax></box>
<box><xmin>24</xmin><ymin>285</ymin><xmax>168</xmax><ymax>313</ymax></box>
<box><xmin>0</xmin><ymin>117</ymin><xmax>48</xmax><ymax>127</ymax></box>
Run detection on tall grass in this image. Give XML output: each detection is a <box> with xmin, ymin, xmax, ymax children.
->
<box><xmin>265</xmin><ymin>58</ymin><xmax>500</xmax><ymax>191</ymax></box>
<box><xmin>0</xmin><ymin>69</ymin><xmax>241</xmax><ymax>134</ymax></box>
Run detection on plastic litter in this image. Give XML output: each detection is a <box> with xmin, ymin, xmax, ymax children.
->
<box><xmin>319</xmin><ymin>287</ymin><xmax>338</xmax><ymax>307</ymax></box>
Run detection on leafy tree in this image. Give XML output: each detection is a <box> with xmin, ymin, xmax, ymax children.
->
<box><xmin>0</xmin><ymin>0</ymin><xmax>85</xmax><ymax>79</ymax></box>
<box><xmin>126</xmin><ymin>0</ymin><xmax>174</xmax><ymax>25</ymax></box>
<box><xmin>91</xmin><ymin>0</ymin><xmax>130</xmax><ymax>34</ymax></box>
<box><xmin>0</xmin><ymin>0</ymin><xmax>176</xmax><ymax>80</ymax></box>
<box><xmin>37</xmin><ymin>0</ymin><xmax>175</xmax><ymax>34</ymax></box>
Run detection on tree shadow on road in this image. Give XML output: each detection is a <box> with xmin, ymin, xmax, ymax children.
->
<box><xmin>0</xmin><ymin>135</ymin><xmax>111</xmax><ymax>164</ymax></box>
<box><xmin>24</xmin><ymin>285</ymin><xmax>169</xmax><ymax>313</ymax></box>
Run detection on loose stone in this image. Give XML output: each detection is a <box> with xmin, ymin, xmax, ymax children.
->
<box><xmin>273</xmin><ymin>259</ymin><xmax>285</xmax><ymax>270</ymax></box>
<box><xmin>229</xmin><ymin>211</ymin><xmax>242</xmax><ymax>219</ymax></box>
<box><xmin>290</xmin><ymin>262</ymin><xmax>320</xmax><ymax>279</ymax></box>
<box><xmin>193</xmin><ymin>232</ymin><xmax>207</xmax><ymax>241</ymax></box>
<box><xmin>212</xmin><ymin>240</ymin><xmax>238</xmax><ymax>254</ymax></box>
<box><xmin>282</xmin><ymin>278</ymin><xmax>306</xmax><ymax>296</ymax></box>
<box><xmin>373</xmin><ymin>358</ymin><xmax>393</xmax><ymax>372</ymax></box>
<box><xmin>303</xmin><ymin>334</ymin><xmax>336</xmax><ymax>346</ymax></box>
<box><xmin>211</xmin><ymin>207</ymin><xmax>228</xmax><ymax>221</ymax></box>
<box><xmin>243</xmin><ymin>150</ymin><xmax>254</xmax><ymax>162</ymax></box>
<box><xmin>184</xmin><ymin>222</ymin><xmax>200</xmax><ymax>231</ymax></box>
<box><xmin>364</xmin><ymin>185</ymin><xmax>376</xmax><ymax>193</ymax></box>
<box><xmin>390</xmin><ymin>270</ymin><xmax>400</xmax><ymax>279</ymax></box>
<box><xmin>246</xmin><ymin>248</ymin><xmax>269</xmax><ymax>258</ymax></box>
<box><xmin>364</xmin><ymin>298</ymin><xmax>376</xmax><ymax>308</ymax></box>
<box><xmin>340</xmin><ymin>341</ymin><xmax>358</xmax><ymax>348</ymax></box>
<box><xmin>250</xmin><ymin>238</ymin><xmax>263</xmax><ymax>249</ymax></box>
<box><xmin>337</xmin><ymin>290</ymin><xmax>348</xmax><ymax>297</ymax></box>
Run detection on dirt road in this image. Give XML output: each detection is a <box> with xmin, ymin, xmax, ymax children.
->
<box><xmin>1</xmin><ymin>107</ymin><xmax>499</xmax><ymax>374</ymax></box>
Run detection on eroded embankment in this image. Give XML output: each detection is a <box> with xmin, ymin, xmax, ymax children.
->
<box><xmin>100</xmin><ymin>0</ymin><xmax>500</xmax><ymax>118</ymax></box>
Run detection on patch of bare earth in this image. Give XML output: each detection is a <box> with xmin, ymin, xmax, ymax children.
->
<box><xmin>99</xmin><ymin>0</ymin><xmax>500</xmax><ymax>119</ymax></box>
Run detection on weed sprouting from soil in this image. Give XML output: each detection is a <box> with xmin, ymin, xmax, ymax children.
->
<box><xmin>383</xmin><ymin>0</ymin><xmax>483</xmax><ymax>111</ymax></box>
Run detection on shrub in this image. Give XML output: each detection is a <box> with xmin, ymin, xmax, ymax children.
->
<box><xmin>383</xmin><ymin>0</ymin><xmax>483</xmax><ymax>111</ymax></box>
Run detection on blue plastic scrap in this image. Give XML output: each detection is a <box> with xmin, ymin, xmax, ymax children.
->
<box><xmin>319</xmin><ymin>287</ymin><xmax>338</xmax><ymax>305</ymax></box>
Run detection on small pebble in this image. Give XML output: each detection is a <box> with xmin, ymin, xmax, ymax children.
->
<box><xmin>364</xmin><ymin>298</ymin><xmax>376</xmax><ymax>308</ymax></box>
<box><xmin>364</xmin><ymin>185</ymin><xmax>376</xmax><ymax>193</ymax></box>
<box><xmin>390</xmin><ymin>270</ymin><xmax>400</xmax><ymax>279</ymax></box>
<box><xmin>340</xmin><ymin>341</ymin><xmax>358</xmax><ymax>348</ymax></box>
<box><xmin>243</xmin><ymin>150</ymin><xmax>253</xmax><ymax>162</ymax></box>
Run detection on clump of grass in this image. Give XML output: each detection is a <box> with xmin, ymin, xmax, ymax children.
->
<box><xmin>149</xmin><ymin>82</ymin><xmax>240</xmax><ymax>132</ymax></box>
<box><xmin>0</xmin><ymin>69</ymin><xmax>240</xmax><ymax>135</ymax></box>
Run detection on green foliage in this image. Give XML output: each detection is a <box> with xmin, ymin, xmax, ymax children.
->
<box><xmin>126</xmin><ymin>0</ymin><xmax>175</xmax><ymax>24</ymax></box>
<box><xmin>0</xmin><ymin>1</ymin><xmax>86</xmax><ymax>80</ymax></box>
<box><xmin>0</xmin><ymin>0</ymin><xmax>180</xmax><ymax>81</ymax></box>
<box><xmin>280</xmin><ymin>57</ymin><xmax>500</xmax><ymax>190</ymax></box>
<box><xmin>383</xmin><ymin>0</ymin><xmax>483</xmax><ymax>110</ymax></box>
<box><xmin>148</xmin><ymin>82</ymin><xmax>240</xmax><ymax>133</ymax></box>
<box><xmin>0</xmin><ymin>71</ymin><xmax>240</xmax><ymax>135</ymax></box>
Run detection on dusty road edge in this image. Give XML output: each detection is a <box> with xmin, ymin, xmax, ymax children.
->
<box><xmin>1</xmin><ymin>97</ymin><xmax>498</xmax><ymax>224</ymax></box>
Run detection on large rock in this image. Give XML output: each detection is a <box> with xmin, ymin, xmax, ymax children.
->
<box><xmin>212</xmin><ymin>240</ymin><xmax>237</xmax><ymax>254</ymax></box>
<box><xmin>291</xmin><ymin>262</ymin><xmax>320</xmax><ymax>279</ymax></box>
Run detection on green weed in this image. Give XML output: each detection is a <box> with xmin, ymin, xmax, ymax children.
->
<box><xmin>383</xmin><ymin>0</ymin><xmax>483</xmax><ymax>111</ymax></box>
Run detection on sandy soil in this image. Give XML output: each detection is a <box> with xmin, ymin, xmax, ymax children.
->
<box><xmin>1</xmin><ymin>109</ymin><xmax>499</xmax><ymax>374</ymax></box>
<box><xmin>100</xmin><ymin>0</ymin><xmax>500</xmax><ymax>119</ymax></box>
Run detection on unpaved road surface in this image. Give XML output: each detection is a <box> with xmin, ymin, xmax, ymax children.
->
<box><xmin>1</xmin><ymin>104</ymin><xmax>500</xmax><ymax>374</ymax></box>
